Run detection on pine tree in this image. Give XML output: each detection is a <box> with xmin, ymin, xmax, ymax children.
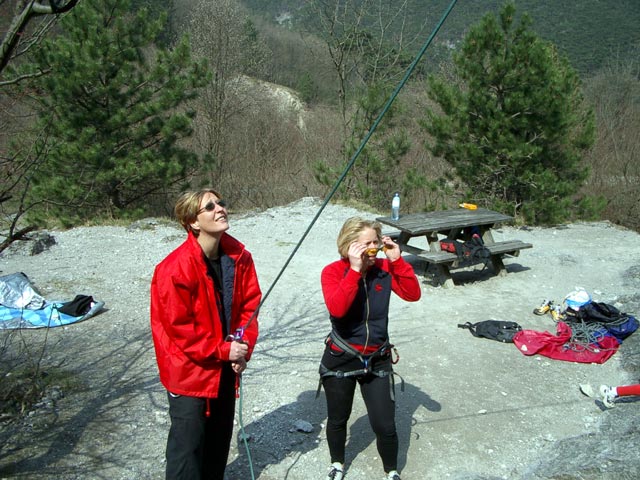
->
<box><xmin>422</xmin><ymin>2</ymin><xmax>595</xmax><ymax>224</ymax></box>
<box><xmin>23</xmin><ymin>0</ymin><xmax>209</xmax><ymax>224</ymax></box>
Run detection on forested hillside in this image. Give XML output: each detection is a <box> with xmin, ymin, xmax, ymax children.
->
<box><xmin>234</xmin><ymin>0</ymin><xmax>639</xmax><ymax>229</ymax></box>
<box><xmin>241</xmin><ymin>0</ymin><xmax>640</xmax><ymax>77</ymax></box>
<box><xmin>1</xmin><ymin>0</ymin><xmax>638</xmax><ymax>237</ymax></box>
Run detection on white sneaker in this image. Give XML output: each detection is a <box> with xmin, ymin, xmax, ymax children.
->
<box><xmin>326</xmin><ymin>462</ymin><xmax>344</xmax><ymax>480</ymax></box>
<box><xmin>599</xmin><ymin>385</ymin><xmax>617</xmax><ymax>408</ymax></box>
<box><xmin>386</xmin><ymin>470</ymin><xmax>401</xmax><ymax>480</ymax></box>
<box><xmin>579</xmin><ymin>384</ymin><xmax>616</xmax><ymax>408</ymax></box>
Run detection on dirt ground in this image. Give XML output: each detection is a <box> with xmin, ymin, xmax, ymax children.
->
<box><xmin>1</xmin><ymin>197</ymin><xmax>638</xmax><ymax>479</ymax></box>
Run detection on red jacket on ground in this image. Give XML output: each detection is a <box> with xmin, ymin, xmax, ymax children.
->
<box><xmin>150</xmin><ymin>232</ymin><xmax>261</xmax><ymax>398</ymax></box>
<box><xmin>513</xmin><ymin>321</ymin><xmax>619</xmax><ymax>364</ymax></box>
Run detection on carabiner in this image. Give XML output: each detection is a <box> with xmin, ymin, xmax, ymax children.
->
<box><xmin>391</xmin><ymin>347</ymin><xmax>400</xmax><ymax>365</ymax></box>
<box><xmin>226</xmin><ymin>327</ymin><xmax>245</xmax><ymax>343</ymax></box>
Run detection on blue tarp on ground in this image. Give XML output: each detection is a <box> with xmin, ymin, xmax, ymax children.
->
<box><xmin>0</xmin><ymin>301</ymin><xmax>105</xmax><ymax>329</ymax></box>
<box><xmin>0</xmin><ymin>272</ymin><xmax>105</xmax><ymax>329</ymax></box>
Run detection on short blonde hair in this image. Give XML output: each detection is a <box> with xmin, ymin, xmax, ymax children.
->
<box><xmin>336</xmin><ymin>217</ymin><xmax>382</xmax><ymax>259</ymax></box>
<box><xmin>174</xmin><ymin>188</ymin><xmax>223</xmax><ymax>234</ymax></box>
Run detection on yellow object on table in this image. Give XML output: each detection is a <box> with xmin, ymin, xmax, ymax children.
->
<box><xmin>459</xmin><ymin>203</ymin><xmax>478</xmax><ymax>210</ymax></box>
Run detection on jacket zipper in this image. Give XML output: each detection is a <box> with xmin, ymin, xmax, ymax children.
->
<box><xmin>363</xmin><ymin>275</ymin><xmax>370</xmax><ymax>353</ymax></box>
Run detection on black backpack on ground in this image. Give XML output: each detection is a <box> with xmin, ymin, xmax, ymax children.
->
<box><xmin>566</xmin><ymin>301</ymin><xmax>625</xmax><ymax>324</ymax></box>
<box><xmin>564</xmin><ymin>301</ymin><xmax>639</xmax><ymax>342</ymax></box>
<box><xmin>458</xmin><ymin>320</ymin><xmax>522</xmax><ymax>343</ymax></box>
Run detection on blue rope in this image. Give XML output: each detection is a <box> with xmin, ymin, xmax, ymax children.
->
<box><xmin>236</xmin><ymin>1</ymin><xmax>459</xmax><ymax>476</ymax></box>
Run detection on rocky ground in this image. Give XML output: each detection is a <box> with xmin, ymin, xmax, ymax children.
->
<box><xmin>1</xmin><ymin>197</ymin><xmax>639</xmax><ymax>480</ymax></box>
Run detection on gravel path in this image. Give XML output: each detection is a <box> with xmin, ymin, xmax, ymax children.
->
<box><xmin>1</xmin><ymin>197</ymin><xmax>639</xmax><ymax>479</ymax></box>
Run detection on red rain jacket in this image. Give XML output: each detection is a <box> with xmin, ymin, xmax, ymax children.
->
<box><xmin>513</xmin><ymin>321</ymin><xmax>619</xmax><ymax>364</ymax></box>
<box><xmin>150</xmin><ymin>232</ymin><xmax>261</xmax><ymax>398</ymax></box>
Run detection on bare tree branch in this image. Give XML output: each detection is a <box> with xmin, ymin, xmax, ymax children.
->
<box><xmin>0</xmin><ymin>0</ymin><xmax>79</xmax><ymax>74</ymax></box>
<box><xmin>0</xmin><ymin>66</ymin><xmax>50</xmax><ymax>86</ymax></box>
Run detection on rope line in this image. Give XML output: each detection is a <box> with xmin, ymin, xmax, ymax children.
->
<box><xmin>237</xmin><ymin>377</ymin><xmax>255</xmax><ymax>478</ymax></box>
<box><xmin>240</xmin><ymin>0</ymin><xmax>458</xmax><ymax>333</ymax></box>
<box><xmin>564</xmin><ymin>318</ymin><xmax>628</xmax><ymax>353</ymax></box>
<box><xmin>236</xmin><ymin>2</ymin><xmax>459</xmax><ymax>477</ymax></box>
<box><xmin>565</xmin><ymin>320</ymin><xmax>612</xmax><ymax>352</ymax></box>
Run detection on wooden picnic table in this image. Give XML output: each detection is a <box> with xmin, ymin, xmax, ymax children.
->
<box><xmin>376</xmin><ymin>208</ymin><xmax>532</xmax><ymax>288</ymax></box>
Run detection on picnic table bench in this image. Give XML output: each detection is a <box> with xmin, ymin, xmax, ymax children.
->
<box><xmin>377</xmin><ymin>208</ymin><xmax>532</xmax><ymax>288</ymax></box>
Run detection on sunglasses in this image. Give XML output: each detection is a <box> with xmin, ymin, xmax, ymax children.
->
<box><xmin>365</xmin><ymin>245</ymin><xmax>387</xmax><ymax>256</ymax></box>
<box><xmin>197</xmin><ymin>199</ymin><xmax>227</xmax><ymax>214</ymax></box>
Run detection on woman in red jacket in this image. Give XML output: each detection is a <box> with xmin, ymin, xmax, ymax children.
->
<box><xmin>150</xmin><ymin>188</ymin><xmax>261</xmax><ymax>480</ymax></box>
<box><xmin>319</xmin><ymin>217</ymin><xmax>421</xmax><ymax>480</ymax></box>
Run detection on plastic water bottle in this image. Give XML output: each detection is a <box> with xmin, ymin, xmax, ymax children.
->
<box><xmin>391</xmin><ymin>192</ymin><xmax>400</xmax><ymax>220</ymax></box>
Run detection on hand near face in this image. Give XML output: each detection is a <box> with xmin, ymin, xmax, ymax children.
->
<box><xmin>347</xmin><ymin>241</ymin><xmax>366</xmax><ymax>272</ymax></box>
<box><xmin>381</xmin><ymin>236</ymin><xmax>401</xmax><ymax>262</ymax></box>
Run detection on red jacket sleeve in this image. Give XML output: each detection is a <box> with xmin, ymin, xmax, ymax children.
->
<box><xmin>387</xmin><ymin>256</ymin><xmax>421</xmax><ymax>302</ymax></box>
<box><xmin>321</xmin><ymin>261</ymin><xmax>362</xmax><ymax>318</ymax></box>
<box><xmin>321</xmin><ymin>257</ymin><xmax>421</xmax><ymax>318</ymax></box>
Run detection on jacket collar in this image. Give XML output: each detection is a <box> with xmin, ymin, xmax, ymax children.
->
<box><xmin>185</xmin><ymin>230</ymin><xmax>245</xmax><ymax>260</ymax></box>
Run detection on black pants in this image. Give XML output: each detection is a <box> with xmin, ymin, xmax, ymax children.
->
<box><xmin>321</xmin><ymin>346</ymin><xmax>398</xmax><ymax>473</ymax></box>
<box><xmin>165</xmin><ymin>364</ymin><xmax>236</xmax><ymax>480</ymax></box>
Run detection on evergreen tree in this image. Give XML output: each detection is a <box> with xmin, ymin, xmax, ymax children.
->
<box><xmin>295</xmin><ymin>72</ymin><xmax>318</xmax><ymax>104</ymax></box>
<box><xmin>22</xmin><ymin>0</ymin><xmax>209</xmax><ymax>224</ymax></box>
<box><xmin>306</xmin><ymin>0</ymin><xmax>417</xmax><ymax>212</ymax></box>
<box><xmin>422</xmin><ymin>2</ymin><xmax>595</xmax><ymax>224</ymax></box>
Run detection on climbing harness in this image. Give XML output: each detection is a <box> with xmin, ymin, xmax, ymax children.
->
<box><xmin>316</xmin><ymin>330</ymin><xmax>404</xmax><ymax>402</ymax></box>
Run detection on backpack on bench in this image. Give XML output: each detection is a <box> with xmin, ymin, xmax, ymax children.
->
<box><xmin>440</xmin><ymin>234</ymin><xmax>491</xmax><ymax>265</ymax></box>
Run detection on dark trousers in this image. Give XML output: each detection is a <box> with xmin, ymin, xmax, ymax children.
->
<box><xmin>165</xmin><ymin>365</ymin><xmax>236</xmax><ymax>480</ymax></box>
<box><xmin>321</xmin><ymin>347</ymin><xmax>398</xmax><ymax>473</ymax></box>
